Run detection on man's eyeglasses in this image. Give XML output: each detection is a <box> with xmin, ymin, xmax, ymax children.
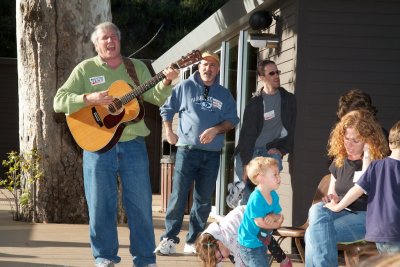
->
<box><xmin>267</xmin><ymin>70</ymin><xmax>281</xmax><ymax>76</ymax></box>
<box><xmin>203</xmin><ymin>86</ymin><xmax>210</xmax><ymax>100</ymax></box>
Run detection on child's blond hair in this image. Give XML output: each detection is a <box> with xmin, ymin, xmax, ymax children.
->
<box><xmin>389</xmin><ymin>120</ymin><xmax>400</xmax><ymax>149</ymax></box>
<box><xmin>246</xmin><ymin>157</ymin><xmax>278</xmax><ymax>185</ymax></box>
<box><xmin>195</xmin><ymin>233</ymin><xmax>219</xmax><ymax>267</ymax></box>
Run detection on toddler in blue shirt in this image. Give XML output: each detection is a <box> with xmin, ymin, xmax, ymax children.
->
<box><xmin>238</xmin><ymin>156</ymin><xmax>289</xmax><ymax>266</ymax></box>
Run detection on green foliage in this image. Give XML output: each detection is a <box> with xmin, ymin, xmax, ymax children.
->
<box><xmin>1</xmin><ymin>149</ymin><xmax>43</xmax><ymax>210</ymax></box>
<box><xmin>1</xmin><ymin>151</ymin><xmax>21</xmax><ymax>192</ymax></box>
<box><xmin>20</xmin><ymin>148</ymin><xmax>43</xmax><ymax>186</ymax></box>
<box><xmin>0</xmin><ymin>0</ymin><xmax>228</xmax><ymax>59</ymax></box>
<box><xmin>111</xmin><ymin>0</ymin><xmax>229</xmax><ymax>59</ymax></box>
<box><xmin>19</xmin><ymin>191</ymin><xmax>30</xmax><ymax>206</ymax></box>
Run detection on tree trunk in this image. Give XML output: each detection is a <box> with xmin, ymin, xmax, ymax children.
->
<box><xmin>16</xmin><ymin>0</ymin><xmax>111</xmax><ymax>223</ymax></box>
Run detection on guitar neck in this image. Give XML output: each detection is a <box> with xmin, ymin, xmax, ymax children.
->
<box><xmin>124</xmin><ymin>72</ymin><xmax>166</xmax><ymax>103</ymax></box>
<box><xmin>119</xmin><ymin>50</ymin><xmax>201</xmax><ymax>105</ymax></box>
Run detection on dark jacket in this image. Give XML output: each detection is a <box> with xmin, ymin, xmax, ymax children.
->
<box><xmin>234</xmin><ymin>87</ymin><xmax>296</xmax><ymax>165</ymax></box>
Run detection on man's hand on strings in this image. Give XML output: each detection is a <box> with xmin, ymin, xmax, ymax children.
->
<box><xmin>162</xmin><ymin>65</ymin><xmax>179</xmax><ymax>85</ymax></box>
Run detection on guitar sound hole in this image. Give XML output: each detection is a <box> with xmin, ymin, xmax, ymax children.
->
<box><xmin>108</xmin><ymin>98</ymin><xmax>123</xmax><ymax>114</ymax></box>
<box><xmin>104</xmin><ymin>109</ymin><xmax>126</xmax><ymax>129</ymax></box>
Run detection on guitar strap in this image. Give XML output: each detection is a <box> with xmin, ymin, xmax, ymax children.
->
<box><xmin>123</xmin><ymin>57</ymin><xmax>145</xmax><ymax>122</ymax></box>
<box><xmin>123</xmin><ymin>57</ymin><xmax>140</xmax><ymax>87</ymax></box>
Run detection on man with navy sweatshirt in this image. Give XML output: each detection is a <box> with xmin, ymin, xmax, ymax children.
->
<box><xmin>156</xmin><ymin>51</ymin><xmax>239</xmax><ymax>255</ymax></box>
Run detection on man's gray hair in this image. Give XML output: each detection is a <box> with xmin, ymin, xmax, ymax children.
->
<box><xmin>90</xmin><ymin>22</ymin><xmax>121</xmax><ymax>45</ymax></box>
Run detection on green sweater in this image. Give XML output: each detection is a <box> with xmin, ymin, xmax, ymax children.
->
<box><xmin>53</xmin><ymin>56</ymin><xmax>172</xmax><ymax>142</ymax></box>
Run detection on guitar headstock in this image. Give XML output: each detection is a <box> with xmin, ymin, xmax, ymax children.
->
<box><xmin>174</xmin><ymin>50</ymin><xmax>202</xmax><ymax>69</ymax></box>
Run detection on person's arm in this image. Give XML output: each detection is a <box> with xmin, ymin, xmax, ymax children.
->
<box><xmin>199</xmin><ymin>121</ymin><xmax>235</xmax><ymax>144</ymax></box>
<box><xmin>139</xmin><ymin>60</ymin><xmax>178</xmax><ymax>106</ymax></box>
<box><xmin>163</xmin><ymin>120</ymin><xmax>178</xmax><ymax>145</ymax></box>
<box><xmin>254</xmin><ymin>215</ymin><xmax>283</xmax><ymax>230</ymax></box>
<box><xmin>83</xmin><ymin>91</ymin><xmax>113</xmax><ymax>106</ymax></box>
<box><xmin>236</xmin><ymin>98</ymin><xmax>260</xmax><ymax>166</ymax></box>
<box><xmin>263</xmin><ymin>213</ymin><xmax>284</xmax><ymax>227</ymax></box>
<box><xmin>242</xmin><ymin>164</ymin><xmax>248</xmax><ymax>182</ymax></box>
<box><xmin>161</xmin><ymin>65</ymin><xmax>179</xmax><ymax>86</ymax></box>
<box><xmin>266</xmin><ymin>148</ymin><xmax>282</xmax><ymax>158</ymax></box>
<box><xmin>160</xmin><ymin>85</ymin><xmax>180</xmax><ymax>142</ymax></box>
<box><xmin>353</xmin><ymin>144</ymin><xmax>372</xmax><ymax>182</ymax></box>
<box><xmin>362</xmin><ymin>144</ymin><xmax>371</xmax><ymax>171</ymax></box>
<box><xmin>199</xmin><ymin>89</ymin><xmax>238</xmax><ymax>144</ymax></box>
<box><xmin>324</xmin><ymin>185</ymin><xmax>364</xmax><ymax>212</ymax></box>
<box><xmin>322</xmin><ymin>174</ymin><xmax>340</xmax><ymax>203</ymax></box>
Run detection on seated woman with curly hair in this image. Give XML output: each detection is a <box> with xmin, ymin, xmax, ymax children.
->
<box><xmin>305</xmin><ymin>109</ymin><xmax>389</xmax><ymax>267</ymax></box>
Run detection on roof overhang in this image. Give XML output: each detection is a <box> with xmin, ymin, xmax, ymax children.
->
<box><xmin>152</xmin><ymin>0</ymin><xmax>277</xmax><ymax>72</ymax></box>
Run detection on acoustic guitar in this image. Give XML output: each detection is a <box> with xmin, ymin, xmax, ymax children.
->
<box><xmin>66</xmin><ymin>50</ymin><xmax>202</xmax><ymax>152</ymax></box>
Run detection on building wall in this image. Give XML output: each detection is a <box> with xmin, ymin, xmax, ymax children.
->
<box><xmin>293</xmin><ymin>0</ymin><xmax>400</xmax><ymax>225</ymax></box>
<box><xmin>0</xmin><ymin>58</ymin><xmax>19</xmax><ymax>177</ymax></box>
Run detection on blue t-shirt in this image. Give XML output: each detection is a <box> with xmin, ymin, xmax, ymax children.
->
<box><xmin>357</xmin><ymin>157</ymin><xmax>400</xmax><ymax>242</ymax></box>
<box><xmin>238</xmin><ymin>188</ymin><xmax>282</xmax><ymax>248</ymax></box>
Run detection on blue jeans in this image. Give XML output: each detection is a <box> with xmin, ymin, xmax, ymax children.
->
<box><xmin>305</xmin><ymin>202</ymin><xmax>366</xmax><ymax>267</ymax></box>
<box><xmin>83</xmin><ymin>138</ymin><xmax>156</xmax><ymax>267</ymax></box>
<box><xmin>162</xmin><ymin>147</ymin><xmax>220</xmax><ymax>244</ymax></box>
<box><xmin>238</xmin><ymin>147</ymin><xmax>283</xmax><ymax>204</ymax></box>
<box><xmin>376</xmin><ymin>242</ymin><xmax>400</xmax><ymax>254</ymax></box>
<box><xmin>239</xmin><ymin>244</ymin><xmax>270</xmax><ymax>267</ymax></box>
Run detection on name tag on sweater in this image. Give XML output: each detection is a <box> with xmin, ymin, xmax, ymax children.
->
<box><xmin>89</xmin><ymin>76</ymin><xmax>105</xmax><ymax>85</ymax></box>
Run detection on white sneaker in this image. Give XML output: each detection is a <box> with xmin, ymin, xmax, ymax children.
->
<box><xmin>226</xmin><ymin>181</ymin><xmax>245</xmax><ymax>209</ymax></box>
<box><xmin>95</xmin><ymin>259</ymin><xmax>115</xmax><ymax>267</ymax></box>
<box><xmin>154</xmin><ymin>238</ymin><xmax>177</xmax><ymax>256</ymax></box>
<box><xmin>183</xmin><ymin>243</ymin><xmax>196</xmax><ymax>254</ymax></box>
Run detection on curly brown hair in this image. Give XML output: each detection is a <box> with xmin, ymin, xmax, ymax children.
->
<box><xmin>195</xmin><ymin>233</ymin><xmax>219</xmax><ymax>267</ymax></box>
<box><xmin>336</xmin><ymin>88</ymin><xmax>378</xmax><ymax>119</ymax></box>
<box><xmin>328</xmin><ymin>110</ymin><xmax>389</xmax><ymax>167</ymax></box>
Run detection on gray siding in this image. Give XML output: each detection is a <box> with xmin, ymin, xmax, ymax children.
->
<box><xmin>0</xmin><ymin>58</ymin><xmax>19</xmax><ymax>177</ymax></box>
<box><xmin>293</xmin><ymin>0</ymin><xmax>400</xmax><ymax>225</ymax></box>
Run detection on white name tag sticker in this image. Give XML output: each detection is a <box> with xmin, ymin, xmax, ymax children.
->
<box><xmin>264</xmin><ymin>110</ymin><xmax>275</xmax><ymax>120</ymax></box>
<box><xmin>90</xmin><ymin>76</ymin><xmax>105</xmax><ymax>85</ymax></box>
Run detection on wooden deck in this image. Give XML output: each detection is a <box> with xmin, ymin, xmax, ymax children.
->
<box><xmin>0</xmin><ymin>190</ymin><xmax>306</xmax><ymax>267</ymax></box>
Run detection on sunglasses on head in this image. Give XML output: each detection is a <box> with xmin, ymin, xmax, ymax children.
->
<box><xmin>267</xmin><ymin>70</ymin><xmax>281</xmax><ymax>76</ymax></box>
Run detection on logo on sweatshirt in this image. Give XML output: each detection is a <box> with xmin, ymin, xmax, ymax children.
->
<box><xmin>89</xmin><ymin>76</ymin><xmax>105</xmax><ymax>85</ymax></box>
<box><xmin>212</xmin><ymin>99</ymin><xmax>222</xmax><ymax>110</ymax></box>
